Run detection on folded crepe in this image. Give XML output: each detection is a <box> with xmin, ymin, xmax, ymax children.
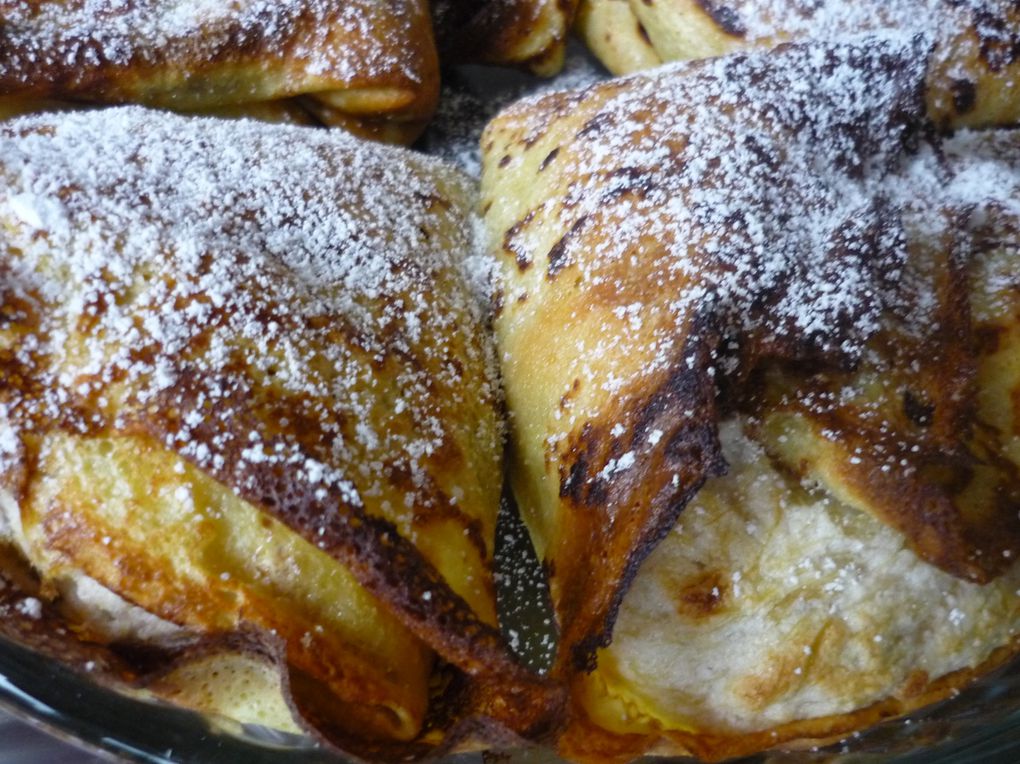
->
<box><xmin>0</xmin><ymin>106</ymin><xmax>557</xmax><ymax>758</ymax></box>
<box><xmin>432</xmin><ymin>0</ymin><xmax>578</xmax><ymax>75</ymax></box>
<box><xmin>575</xmin><ymin>0</ymin><xmax>1020</xmax><ymax>129</ymax></box>
<box><xmin>0</xmin><ymin>0</ymin><xmax>439</xmax><ymax>142</ymax></box>
<box><xmin>481</xmin><ymin>34</ymin><xmax>1020</xmax><ymax>760</ymax></box>
<box><xmin>566</xmin><ymin>131</ymin><xmax>1020</xmax><ymax>762</ymax></box>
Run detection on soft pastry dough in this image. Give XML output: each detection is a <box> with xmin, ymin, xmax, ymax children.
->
<box><xmin>483</xmin><ymin>33</ymin><xmax>929</xmax><ymax>675</ymax></box>
<box><xmin>432</xmin><ymin>0</ymin><xmax>578</xmax><ymax>75</ymax></box>
<box><xmin>574</xmin><ymin>0</ymin><xmax>1020</xmax><ymax>129</ymax></box>
<box><xmin>0</xmin><ymin>106</ymin><xmax>555</xmax><ymax>757</ymax></box>
<box><xmin>571</xmin><ymin>419</ymin><xmax>1020</xmax><ymax>762</ymax></box>
<box><xmin>0</xmin><ymin>1</ymin><xmax>439</xmax><ymax>142</ymax></box>
<box><xmin>573</xmin><ymin>134</ymin><xmax>1020</xmax><ymax>760</ymax></box>
<box><xmin>481</xmin><ymin>34</ymin><xmax>1020</xmax><ymax>761</ymax></box>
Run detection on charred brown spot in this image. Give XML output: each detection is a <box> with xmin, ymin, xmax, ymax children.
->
<box><xmin>693</xmin><ymin>0</ymin><xmax>748</xmax><ymax>37</ymax></box>
<box><xmin>975</xmin><ymin>324</ymin><xmax>1004</xmax><ymax>355</ymax></box>
<box><xmin>558</xmin><ymin>378</ymin><xmax>582</xmax><ymax>412</ymax></box>
<box><xmin>973</xmin><ymin>7</ymin><xmax>1020</xmax><ymax>72</ymax></box>
<box><xmin>499</xmin><ymin>154</ymin><xmax>512</xmax><ymax>168</ymax></box>
<box><xmin>576</xmin><ymin>112</ymin><xmax>614</xmax><ymax>139</ymax></box>
<box><xmin>637</xmin><ymin>22</ymin><xmax>653</xmax><ymax>47</ymax></box>
<box><xmin>547</xmin><ymin>214</ymin><xmax>590</xmax><ymax>278</ymax></box>
<box><xmin>558</xmin><ymin>421</ymin><xmax>611</xmax><ymax>508</ymax></box>
<box><xmin>951</xmin><ymin>78</ymin><xmax>977</xmax><ymax>115</ymax></box>
<box><xmin>603</xmin><ymin>166</ymin><xmax>656</xmax><ymax>201</ymax></box>
<box><xmin>903</xmin><ymin>390</ymin><xmax>935</xmax><ymax>427</ymax></box>
<box><xmin>504</xmin><ymin>209</ymin><xmax>538</xmax><ymax>271</ymax></box>
<box><xmin>538</xmin><ymin>147</ymin><xmax>560</xmax><ymax>172</ymax></box>
<box><xmin>674</xmin><ymin>569</ymin><xmax>728</xmax><ymax>619</ymax></box>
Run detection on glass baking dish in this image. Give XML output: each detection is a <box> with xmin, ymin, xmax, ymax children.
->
<box><xmin>2</xmin><ymin>629</ymin><xmax>1019</xmax><ymax>763</ymax></box>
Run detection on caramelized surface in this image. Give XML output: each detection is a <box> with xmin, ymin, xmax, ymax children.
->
<box><xmin>576</xmin><ymin>0</ymin><xmax>1020</xmax><ymax>129</ymax></box>
<box><xmin>0</xmin><ymin>107</ymin><xmax>556</xmax><ymax>755</ymax></box>
<box><xmin>483</xmin><ymin>35</ymin><xmax>927</xmax><ymax>674</ymax></box>
<box><xmin>482</xmin><ymin>37</ymin><xmax>1020</xmax><ymax>762</ymax></box>
<box><xmin>0</xmin><ymin>1</ymin><xmax>439</xmax><ymax>142</ymax></box>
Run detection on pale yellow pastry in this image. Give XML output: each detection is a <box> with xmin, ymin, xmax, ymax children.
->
<box><xmin>0</xmin><ymin>106</ymin><xmax>555</xmax><ymax>758</ymax></box>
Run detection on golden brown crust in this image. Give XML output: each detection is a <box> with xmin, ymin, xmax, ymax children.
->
<box><xmin>483</xmin><ymin>35</ymin><xmax>929</xmax><ymax>674</ymax></box>
<box><xmin>575</xmin><ymin>0</ymin><xmax>1020</xmax><ymax>130</ymax></box>
<box><xmin>0</xmin><ymin>1</ymin><xmax>440</xmax><ymax>142</ymax></box>
<box><xmin>0</xmin><ymin>107</ymin><xmax>561</xmax><ymax>754</ymax></box>
<box><xmin>752</xmin><ymin>227</ymin><xmax>1020</xmax><ymax>582</ymax></box>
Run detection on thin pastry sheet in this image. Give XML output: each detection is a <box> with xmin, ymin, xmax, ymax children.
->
<box><xmin>0</xmin><ymin>1</ymin><xmax>440</xmax><ymax>141</ymax></box>
<box><xmin>0</xmin><ymin>106</ymin><xmax>558</xmax><ymax>758</ymax></box>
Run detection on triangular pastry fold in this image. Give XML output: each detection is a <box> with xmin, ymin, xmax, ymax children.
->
<box><xmin>482</xmin><ymin>34</ymin><xmax>929</xmax><ymax>674</ymax></box>
<box><xmin>0</xmin><ymin>106</ymin><xmax>556</xmax><ymax>756</ymax></box>
<box><xmin>482</xmin><ymin>32</ymin><xmax>1020</xmax><ymax>763</ymax></box>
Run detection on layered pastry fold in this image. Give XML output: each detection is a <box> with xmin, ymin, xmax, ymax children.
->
<box><xmin>0</xmin><ymin>1</ymin><xmax>440</xmax><ymax>142</ymax></box>
<box><xmin>481</xmin><ymin>34</ymin><xmax>1020</xmax><ymax>761</ymax></box>
<box><xmin>575</xmin><ymin>0</ymin><xmax>1020</xmax><ymax>129</ymax></box>
<box><xmin>0</xmin><ymin>107</ymin><xmax>556</xmax><ymax>758</ymax></box>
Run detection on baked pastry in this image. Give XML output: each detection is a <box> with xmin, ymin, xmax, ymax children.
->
<box><xmin>481</xmin><ymin>33</ymin><xmax>1020</xmax><ymax>760</ymax></box>
<box><xmin>575</xmin><ymin>0</ymin><xmax>1020</xmax><ymax>129</ymax></box>
<box><xmin>0</xmin><ymin>106</ymin><xmax>556</xmax><ymax>758</ymax></box>
<box><xmin>432</xmin><ymin>0</ymin><xmax>578</xmax><ymax>75</ymax></box>
<box><xmin>482</xmin><ymin>31</ymin><xmax>929</xmax><ymax>673</ymax></box>
<box><xmin>567</xmin><ymin>130</ymin><xmax>1020</xmax><ymax>760</ymax></box>
<box><xmin>0</xmin><ymin>1</ymin><xmax>439</xmax><ymax>142</ymax></box>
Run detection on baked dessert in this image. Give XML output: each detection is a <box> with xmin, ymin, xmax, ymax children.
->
<box><xmin>432</xmin><ymin>0</ymin><xmax>578</xmax><ymax>76</ymax></box>
<box><xmin>0</xmin><ymin>106</ymin><xmax>557</xmax><ymax>759</ymax></box>
<box><xmin>575</xmin><ymin>0</ymin><xmax>1020</xmax><ymax>129</ymax></box>
<box><xmin>481</xmin><ymin>33</ymin><xmax>1020</xmax><ymax>760</ymax></box>
<box><xmin>0</xmin><ymin>1</ymin><xmax>439</xmax><ymax>142</ymax></box>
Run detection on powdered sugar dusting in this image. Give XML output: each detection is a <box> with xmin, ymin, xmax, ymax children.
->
<box><xmin>493</xmin><ymin>33</ymin><xmax>925</xmax><ymax>401</ymax></box>
<box><xmin>721</xmin><ymin>0</ymin><xmax>1018</xmax><ymax>109</ymax></box>
<box><xmin>0</xmin><ymin>106</ymin><xmax>498</xmax><ymax>539</ymax></box>
<box><xmin>734</xmin><ymin>0</ymin><xmax>1011</xmax><ymax>44</ymax></box>
<box><xmin>0</xmin><ymin>1</ymin><xmax>426</xmax><ymax>101</ymax></box>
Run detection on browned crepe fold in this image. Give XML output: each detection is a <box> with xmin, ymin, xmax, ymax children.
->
<box><xmin>482</xmin><ymin>32</ymin><xmax>1020</xmax><ymax>760</ymax></box>
<box><xmin>0</xmin><ymin>106</ymin><xmax>559</xmax><ymax>758</ymax></box>
<box><xmin>482</xmin><ymin>33</ymin><xmax>932</xmax><ymax>674</ymax></box>
<box><xmin>0</xmin><ymin>1</ymin><xmax>439</xmax><ymax>141</ymax></box>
